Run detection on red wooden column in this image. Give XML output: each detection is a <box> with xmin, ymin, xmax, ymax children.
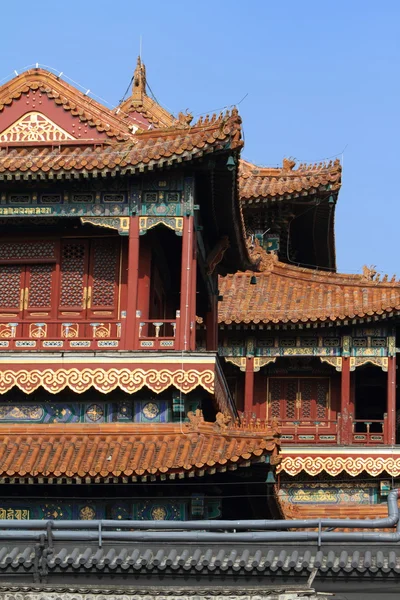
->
<box><xmin>179</xmin><ymin>216</ymin><xmax>196</xmax><ymax>351</ymax></box>
<box><xmin>137</xmin><ymin>240</ymin><xmax>152</xmax><ymax>331</ymax></box>
<box><xmin>340</xmin><ymin>357</ymin><xmax>352</xmax><ymax>445</ymax></box>
<box><xmin>189</xmin><ymin>234</ymin><xmax>197</xmax><ymax>351</ymax></box>
<box><xmin>205</xmin><ymin>295</ymin><xmax>218</xmax><ymax>351</ymax></box>
<box><xmin>244</xmin><ymin>356</ymin><xmax>255</xmax><ymax>415</ymax></box>
<box><xmin>387</xmin><ymin>356</ymin><xmax>397</xmax><ymax>445</ymax></box>
<box><xmin>124</xmin><ymin>216</ymin><xmax>140</xmax><ymax>350</ymax></box>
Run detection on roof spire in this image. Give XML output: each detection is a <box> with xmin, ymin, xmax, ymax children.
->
<box><xmin>132</xmin><ymin>56</ymin><xmax>146</xmax><ymax>105</ymax></box>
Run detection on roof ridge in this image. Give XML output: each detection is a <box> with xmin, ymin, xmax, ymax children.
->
<box><xmin>246</xmin><ymin>246</ymin><xmax>400</xmax><ymax>287</ymax></box>
<box><xmin>240</xmin><ymin>157</ymin><xmax>342</xmax><ymax>177</ymax></box>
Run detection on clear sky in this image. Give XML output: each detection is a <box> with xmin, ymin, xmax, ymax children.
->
<box><xmin>1</xmin><ymin>0</ymin><xmax>399</xmax><ymax>276</ymax></box>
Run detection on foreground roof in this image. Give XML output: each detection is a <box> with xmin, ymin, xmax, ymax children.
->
<box><xmin>219</xmin><ymin>249</ymin><xmax>400</xmax><ymax>325</ymax></box>
<box><xmin>0</xmin><ymin>111</ymin><xmax>242</xmax><ymax>179</ymax></box>
<box><xmin>239</xmin><ymin>158</ymin><xmax>342</xmax><ymax>202</ymax></box>
<box><xmin>0</xmin><ymin>415</ymin><xmax>279</xmax><ymax>482</ymax></box>
<box><xmin>0</xmin><ymin>542</ymin><xmax>399</xmax><ymax>584</ymax></box>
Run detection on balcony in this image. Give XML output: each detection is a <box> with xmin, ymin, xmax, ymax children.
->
<box><xmin>138</xmin><ymin>318</ymin><xmax>178</xmax><ymax>350</ymax></box>
<box><xmin>0</xmin><ymin>320</ymin><xmax>121</xmax><ymax>351</ymax></box>
<box><xmin>279</xmin><ymin>414</ymin><xmax>388</xmax><ymax>445</ymax></box>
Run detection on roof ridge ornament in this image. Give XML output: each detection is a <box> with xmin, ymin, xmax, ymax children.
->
<box><xmin>132</xmin><ymin>56</ymin><xmax>147</xmax><ymax>105</ymax></box>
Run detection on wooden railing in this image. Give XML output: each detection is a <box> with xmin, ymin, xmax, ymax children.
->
<box><xmin>352</xmin><ymin>416</ymin><xmax>387</xmax><ymax>445</ymax></box>
<box><xmin>279</xmin><ymin>419</ymin><xmax>338</xmax><ymax>444</ymax></box>
<box><xmin>0</xmin><ymin>320</ymin><xmax>122</xmax><ymax>351</ymax></box>
<box><xmin>138</xmin><ymin>318</ymin><xmax>179</xmax><ymax>350</ymax></box>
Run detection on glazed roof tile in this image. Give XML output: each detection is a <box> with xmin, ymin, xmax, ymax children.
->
<box><xmin>0</xmin><ymin>109</ymin><xmax>242</xmax><ymax>179</ymax></box>
<box><xmin>239</xmin><ymin>158</ymin><xmax>342</xmax><ymax>202</ymax></box>
<box><xmin>219</xmin><ymin>249</ymin><xmax>400</xmax><ymax>325</ymax></box>
<box><xmin>0</xmin><ymin>417</ymin><xmax>278</xmax><ymax>481</ymax></box>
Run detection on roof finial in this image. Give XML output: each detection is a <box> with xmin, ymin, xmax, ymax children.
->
<box><xmin>132</xmin><ymin>56</ymin><xmax>146</xmax><ymax>105</ymax></box>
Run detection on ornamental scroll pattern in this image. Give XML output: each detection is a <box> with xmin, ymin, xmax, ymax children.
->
<box><xmin>0</xmin><ymin>368</ymin><xmax>215</xmax><ymax>395</ymax></box>
<box><xmin>278</xmin><ymin>455</ymin><xmax>400</xmax><ymax>477</ymax></box>
<box><xmin>350</xmin><ymin>357</ymin><xmax>388</xmax><ymax>372</ymax></box>
<box><xmin>139</xmin><ymin>216</ymin><xmax>183</xmax><ymax>236</ymax></box>
<box><xmin>320</xmin><ymin>357</ymin><xmax>342</xmax><ymax>371</ymax></box>
<box><xmin>0</xmin><ymin>112</ymin><xmax>75</xmax><ymax>143</ymax></box>
<box><xmin>80</xmin><ymin>217</ymin><xmax>130</xmax><ymax>235</ymax></box>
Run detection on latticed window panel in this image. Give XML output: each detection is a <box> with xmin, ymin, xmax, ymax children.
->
<box><xmin>28</xmin><ymin>264</ymin><xmax>53</xmax><ymax>308</ymax></box>
<box><xmin>91</xmin><ymin>239</ymin><xmax>119</xmax><ymax>307</ymax></box>
<box><xmin>286</xmin><ymin>380</ymin><xmax>297</xmax><ymax>419</ymax></box>
<box><xmin>300</xmin><ymin>380</ymin><xmax>312</xmax><ymax>419</ymax></box>
<box><xmin>0</xmin><ymin>241</ymin><xmax>55</xmax><ymax>261</ymax></box>
<box><xmin>316</xmin><ymin>380</ymin><xmax>329</xmax><ymax>419</ymax></box>
<box><xmin>269</xmin><ymin>379</ymin><xmax>282</xmax><ymax>418</ymax></box>
<box><xmin>0</xmin><ymin>265</ymin><xmax>22</xmax><ymax>308</ymax></box>
<box><xmin>60</xmin><ymin>243</ymin><xmax>86</xmax><ymax>307</ymax></box>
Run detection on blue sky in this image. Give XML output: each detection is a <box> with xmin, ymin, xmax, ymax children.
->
<box><xmin>1</xmin><ymin>0</ymin><xmax>399</xmax><ymax>276</ymax></box>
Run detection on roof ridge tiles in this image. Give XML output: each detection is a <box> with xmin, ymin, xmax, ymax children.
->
<box><xmin>239</xmin><ymin>157</ymin><xmax>342</xmax><ymax>201</ymax></box>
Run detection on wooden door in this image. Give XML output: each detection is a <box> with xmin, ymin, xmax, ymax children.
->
<box><xmin>58</xmin><ymin>240</ymin><xmax>90</xmax><ymax>321</ymax></box>
<box><xmin>268</xmin><ymin>377</ymin><xmax>330</xmax><ymax>422</ymax></box>
<box><xmin>269</xmin><ymin>378</ymin><xmax>298</xmax><ymax>422</ymax></box>
<box><xmin>23</xmin><ymin>264</ymin><xmax>57</xmax><ymax>320</ymax></box>
<box><xmin>0</xmin><ymin>264</ymin><xmax>25</xmax><ymax>321</ymax></box>
<box><xmin>87</xmin><ymin>238</ymin><xmax>120</xmax><ymax>320</ymax></box>
<box><xmin>298</xmin><ymin>378</ymin><xmax>329</xmax><ymax>421</ymax></box>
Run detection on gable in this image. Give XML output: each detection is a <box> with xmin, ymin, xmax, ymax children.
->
<box><xmin>0</xmin><ymin>69</ymin><xmax>134</xmax><ymax>143</ymax></box>
<box><xmin>0</xmin><ymin>112</ymin><xmax>75</xmax><ymax>142</ymax></box>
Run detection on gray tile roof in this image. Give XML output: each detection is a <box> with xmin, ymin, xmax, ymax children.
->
<box><xmin>0</xmin><ymin>542</ymin><xmax>400</xmax><ymax>576</ymax></box>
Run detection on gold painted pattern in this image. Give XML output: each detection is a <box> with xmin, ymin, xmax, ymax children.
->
<box><xmin>278</xmin><ymin>455</ymin><xmax>400</xmax><ymax>477</ymax></box>
<box><xmin>0</xmin><ymin>368</ymin><xmax>215</xmax><ymax>395</ymax></box>
<box><xmin>0</xmin><ymin>112</ymin><xmax>75</xmax><ymax>142</ymax></box>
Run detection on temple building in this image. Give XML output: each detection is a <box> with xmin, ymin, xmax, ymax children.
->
<box><xmin>219</xmin><ymin>158</ymin><xmax>400</xmax><ymax>522</ymax></box>
<box><xmin>0</xmin><ymin>59</ymin><xmax>399</xmax><ymax>597</ymax></box>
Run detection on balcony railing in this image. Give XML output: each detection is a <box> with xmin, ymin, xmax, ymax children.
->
<box><xmin>279</xmin><ymin>420</ymin><xmax>338</xmax><ymax>444</ymax></box>
<box><xmin>0</xmin><ymin>320</ymin><xmax>121</xmax><ymax>351</ymax></box>
<box><xmin>137</xmin><ymin>316</ymin><xmax>179</xmax><ymax>350</ymax></box>
<box><xmin>352</xmin><ymin>417</ymin><xmax>387</xmax><ymax>445</ymax></box>
<box><xmin>277</xmin><ymin>414</ymin><xmax>388</xmax><ymax>445</ymax></box>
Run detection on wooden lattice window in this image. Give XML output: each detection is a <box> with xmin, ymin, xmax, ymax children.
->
<box><xmin>59</xmin><ymin>242</ymin><xmax>87</xmax><ymax>308</ymax></box>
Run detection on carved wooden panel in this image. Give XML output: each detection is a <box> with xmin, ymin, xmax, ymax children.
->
<box><xmin>0</xmin><ymin>241</ymin><xmax>56</xmax><ymax>263</ymax></box>
<box><xmin>90</xmin><ymin>239</ymin><xmax>119</xmax><ymax>309</ymax></box>
<box><xmin>0</xmin><ymin>265</ymin><xmax>23</xmax><ymax>309</ymax></box>
<box><xmin>27</xmin><ymin>264</ymin><xmax>53</xmax><ymax>308</ymax></box>
<box><xmin>59</xmin><ymin>241</ymin><xmax>88</xmax><ymax>309</ymax></box>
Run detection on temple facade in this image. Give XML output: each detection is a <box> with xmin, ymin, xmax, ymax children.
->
<box><xmin>0</xmin><ymin>59</ymin><xmax>399</xmax><ymax>596</ymax></box>
<box><xmin>0</xmin><ymin>60</ymin><xmax>280</xmax><ymax>524</ymax></box>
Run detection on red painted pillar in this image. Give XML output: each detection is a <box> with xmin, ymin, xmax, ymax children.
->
<box><xmin>387</xmin><ymin>356</ymin><xmax>397</xmax><ymax>445</ymax></box>
<box><xmin>124</xmin><ymin>216</ymin><xmax>140</xmax><ymax>350</ymax></box>
<box><xmin>340</xmin><ymin>357</ymin><xmax>352</xmax><ymax>445</ymax></box>
<box><xmin>189</xmin><ymin>235</ymin><xmax>197</xmax><ymax>352</ymax></box>
<box><xmin>205</xmin><ymin>295</ymin><xmax>218</xmax><ymax>352</ymax></box>
<box><xmin>179</xmin><ymin>216</ymin><xmax>195</xmax><ymax>351</ymax></box>
<box><xmin>137</xmin><ymin>241</ymin><xmax>152</xmax><ymax>334</ymax></box>
<box><xmin>244</xmin><ymin>356</ymin><xmax>255</xmax><ymax>415</ymax></box>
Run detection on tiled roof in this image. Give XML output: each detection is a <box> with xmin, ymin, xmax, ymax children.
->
<box><xmin>0</xmin><ymin>417</ymin><xmax>278</xmax><ymax>482</ymax></box>
<box><xmin>0</xmin><ymin>69</ymin><xmax>134</xmax><ymax>141</ymax></box>
<box><xmin>239</xmin><ymin>158</ymin><xmax>342</xmax><ymax>202</ymax></box>
<box><xmin>219</xmin><ymin>249</ymin><xmax>400</xmax><ymax>325</ymax></box>
<box><xmin>0</xmin><ymin>109</ymin><xmax>242</xmax><ymax>179</ymax></box>
<box><xmin>1</xmin><ymin>544</ymin><xmax>400</xmax><ymax>577</ymax></box>
<box><xmin>0</xmin><ymin>584</ymin><xmax>326</xmax><ymax>600</ymax></box>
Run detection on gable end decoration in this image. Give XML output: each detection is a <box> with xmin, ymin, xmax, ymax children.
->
<box><xmin>0</xmin><ymin>112</ymin><xmax>75</xmax><ymax>143</ymax></box>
